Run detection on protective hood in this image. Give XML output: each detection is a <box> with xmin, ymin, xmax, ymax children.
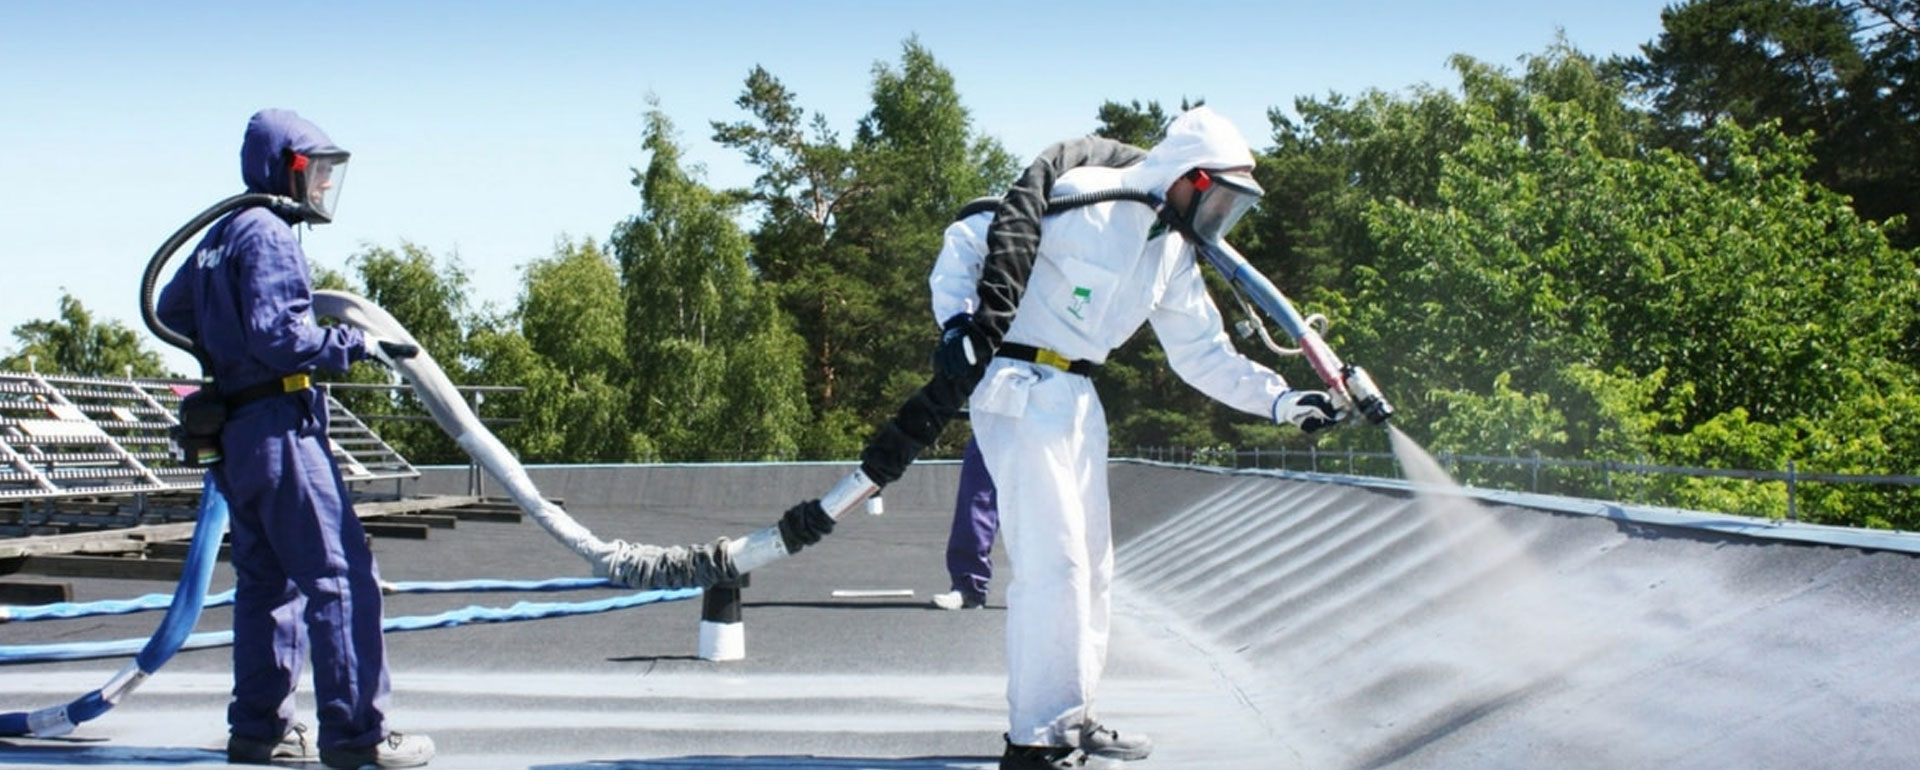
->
<box><xmin>240</xmin><ymin>109</ymin><xmax>349</xmax><ymax>222</ymax></box>
<box><xmin>1119</xmin><ymin>105</ymin><xmax>1258</xmax><ymax>207</ymax></box>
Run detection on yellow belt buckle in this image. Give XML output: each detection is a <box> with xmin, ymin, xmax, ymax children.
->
<box><xmin>281</xmin><ymin>372</ymin><xmax>312</xmax><ymax>392</ymax></box>
<box><xmin>1035</xmin><ymin>348</ymin><xmax>1072</xmax><ymax>372</ymax></box>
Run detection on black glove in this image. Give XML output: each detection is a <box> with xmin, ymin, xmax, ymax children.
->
<box><xmin>777</xmin><ymin>499</ymin><xmax>836</xmax><ymax>553</ymax></box>
<box><xmin>1273</xmin><ymin>389</ymin><xmax>1346</xmax><ymax>434</ymax></box>
<box><xmin>364</xmin><ymin>334</ymin><xmax>421</xmax><ymax>367</ymax></box>
<box><xmin>931</xmin><ymin>313</ymin><xmax>991</xmax><ymax>385</ymax></box>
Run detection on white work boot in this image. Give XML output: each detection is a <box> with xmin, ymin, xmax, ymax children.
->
<box><xmin>319</xmin><ymin>731</ymin><xmax>435</xmax><ymax>769</ymax></box>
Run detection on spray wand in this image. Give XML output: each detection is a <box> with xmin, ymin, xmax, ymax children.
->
<box><xmin>1194</xmin><ymin>238</ymin><xmax>1394</xmax><ymax>426</ymax></box>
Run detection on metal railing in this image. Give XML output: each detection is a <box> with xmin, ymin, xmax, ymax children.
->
<box><xmin>0</xmin><ymin>369</ymin><xmax>429</xmax><ymax>536</ymax></box>
<box><xmin>0</xmin><ymin>371</ymin><xmax>420</xmax><ymax>500</ymax></box>
<box><xmin>322</xmin><ymin>382</ymin><xmax>525</xmax><ymax>498</ymax></box>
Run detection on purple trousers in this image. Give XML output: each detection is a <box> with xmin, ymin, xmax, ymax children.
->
<box><xmin>946</xmin><ymin>437</ymin><xmax>1000</xmax><ymax>600</ymax></box>
<box><xmin>218</xmin><ymin>392</ymin><xmax>391</xmax><ymax>751</ymax></box>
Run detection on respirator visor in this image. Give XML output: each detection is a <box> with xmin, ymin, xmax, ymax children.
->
<box><xmin>1182</xmin><ymin>167</ymin><xmax>1263</xmax><ymax>243</ymax></box>
<box><xmin>292</xmin><ymin>149</ymin><xmax>350</xmax><ymax>223</ymax></box>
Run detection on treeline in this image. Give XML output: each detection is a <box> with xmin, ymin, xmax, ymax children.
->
<box><xmin>8</xmin><ymin>2</ymin><xmax>1918</xmax><ymax>529</ymax></box>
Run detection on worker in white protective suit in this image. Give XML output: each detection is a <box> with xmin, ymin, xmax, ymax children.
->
<box><xmin>928</xmin><ymin>106</ymin><xmax>1344</xmax><ymax>770</ymax></box>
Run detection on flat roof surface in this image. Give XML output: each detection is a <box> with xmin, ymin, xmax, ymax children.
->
<box><xmin>4</xmin><ymin>462</ymin><xmax>1917</xmax><ymax>769</ymax></box>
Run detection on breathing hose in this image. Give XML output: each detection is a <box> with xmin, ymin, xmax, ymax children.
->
<box><xmin>139</xmin><ymin>193</ymin><xmax>303</xmax><ymax>368</ymax></box>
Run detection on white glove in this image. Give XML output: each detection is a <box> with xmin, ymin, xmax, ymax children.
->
<box><xmin>1273</xmin><ymin>389</ymin><xmax>1346</xmax><ymax>434</ymax></box>
<box><xmin>363</xmin><ymin>334</ymin><xmax>420</xmax><ymax>368</ymax></box>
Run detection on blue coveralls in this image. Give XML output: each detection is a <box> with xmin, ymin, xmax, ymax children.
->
<box><xmin>945</xmin><ymin>436</ymin><xmax>1000</xmax><ymax>602</ymax></box>
<box><xmin>156</xmin><ymin>109</ymin><xmax>388</xmax><ymax>751</ymax></box>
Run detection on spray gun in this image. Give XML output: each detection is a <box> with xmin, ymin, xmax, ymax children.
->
<box><xmin>1197</xmin><ymin>239</ymin><xmax>1394</xmax><ymax>425</ymax></box>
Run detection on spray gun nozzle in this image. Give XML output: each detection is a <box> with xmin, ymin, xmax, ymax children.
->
<box><xmin>1342</xmin><ymin>365</ymin><xmax>1394</xmax><ymax>425</ymax></box>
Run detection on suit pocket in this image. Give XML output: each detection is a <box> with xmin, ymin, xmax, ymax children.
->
<box><xmin>972</xmin><ymin>363</ymin><xmax>1038</xmax><ymax>417</ymax></box>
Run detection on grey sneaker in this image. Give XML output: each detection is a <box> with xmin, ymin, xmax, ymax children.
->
<box><xmin>932</xmin><ymin>590</ymin><xmax>987</xmax><ymax>610</ymax></box>
<box><xmin>227</xmin><ymin>723</ymin><xmax>312</xmax><ymax>764</ymax></box>
<box><xmin>319</xmin><ymin>731</ymin><xmax>436</xmax><ymax>769</ymax></box>
<box><xmin>1000</xmin><ymin>736</ymin><xmax>1122</xmax><ymax>769</ymax></box>
<box><xmin>1080</xmin><ymin>721</ymin><xmax>1152</xmax><ymax>761</ymax></box>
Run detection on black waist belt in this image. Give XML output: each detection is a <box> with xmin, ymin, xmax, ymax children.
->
<box><xmin>223</xmin><ymin>372</ymin><xmax>313</xmax><ymax>410</ymax></box>
<box><xmin>997</xmin><ymin>342</ymin><xmax>1099</xmax><ymax>376</ymax></box>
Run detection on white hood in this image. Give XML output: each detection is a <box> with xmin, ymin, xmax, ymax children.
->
<box><xmin>1120</xmin><ymin>105</ymin><xmax>1258</xmax><ymax>197</ymax></box>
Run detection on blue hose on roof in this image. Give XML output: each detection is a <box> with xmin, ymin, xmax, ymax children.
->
<box><xmin>0</xmin><ymin>473</ymin><xmax>229</xmax><ymax>737</ymax></box>
<box><xmin>0</xmin><ymin>585</ymin><xmax>700</xmax><ymax>664</ymax></box>
<box><xmin>2</xmin><ymin>577</ymin><xmax>619</xmax><ymax>623</ymax></box>
<box><xmin>384</xmin><ymin>577</ymin><xmax>616</xmax><ymax>593</ymax></box>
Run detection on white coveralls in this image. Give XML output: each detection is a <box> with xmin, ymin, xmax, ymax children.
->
<box><xmin>928</xmin><ymin>107</ymin><xmax>1293</xmax><ymax>747</ymax></box>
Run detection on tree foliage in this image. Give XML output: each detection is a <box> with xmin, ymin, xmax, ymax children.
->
<box><xmin>472</xmin><ymin>239</ymin><xmax>644</xmax><ymax>463</ymax></box>
<box><xmin>1318</xmin><ymin>46</ymin><xmax>1920</xmax><ymax>525</ymax></box>
<box><xmin>1622</xmin><ymin>0</ymin><xmax>1920</xmax><ymax>246</ymax></box>
<box><xmin>713</xmin><ymin>37</ymin><xmax>1014</xmax><ymax>455</ymax></box>
<box><xmin>2</xmin><ymin>293</ymin><xmax>169</xmax><ymax>378</ymax></box>
<box><xmin>618</xmin><ymin>102</ymin><xmax>808</xmax><ymax>461</ymax></box>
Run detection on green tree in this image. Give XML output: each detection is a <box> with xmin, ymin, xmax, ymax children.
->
<box><xmin>3</xmin><ymin>293</ymin><xmax>169</xmax><ymax>378</ymax></box>
<box><xmin>1622</xmin><ymin>0</ymin><xmax>1919</xmax><ymax>246</ymax></box>
<box><xmin>473</xmin><ymin>239</ymin><xmax>645</xmax><ymax>463</ymax></box>
<box><xmin>837</xmin><ymin>36</ymin><xmax>1017</xmax><ymax>452</ymax></box>
<box><xmin>1094</xmin><ymin>100</ymin><xmax>1175</xmax><ymax>147</ymax></box>
<box><xmin>714</xmin><ymin>38</ymin><xmax>1014</xmax><ymax>456</ymax></box>
<box><xmin>1343</xmin><ymin>48</ymin><xmax>1920</xmax><ymax>525</ymax></box>
<box><xmin>617</xmin><ymin>100</ymin><xmax>808</xmax><ymax>461</ymax></box>
<box><xmin>710</xmin><ymin>64</ymin><xmax>864</xmax><ymax>454</ymax></box>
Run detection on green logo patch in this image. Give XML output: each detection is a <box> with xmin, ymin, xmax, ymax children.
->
<box><xmin>1067</xmin><ymin>286</ymin><xmax>1092</xmax><ymax>320</ymax></box>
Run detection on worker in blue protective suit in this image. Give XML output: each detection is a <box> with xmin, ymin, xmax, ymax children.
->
<box><xmin>929</xmin><ymin>106</ymin><xmax>1345</xmax><ymax>770</ymax></box>
<box><xmin>156</xmin><ymin>109</ymin><xmax>435</xmax><ymax>770</ymax></box>
<box><xmin>931</xmin><ymin>436</ymin><xmax>998</xmax><ymax>610</ymax></box>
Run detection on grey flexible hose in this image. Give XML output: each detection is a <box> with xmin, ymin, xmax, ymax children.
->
<box><xmin>312</xmin><ymin>290</ymin><xmax>739</xmax><ymax>589</ymax></box>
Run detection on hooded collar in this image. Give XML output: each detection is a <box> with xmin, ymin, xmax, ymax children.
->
<box><xmin>240</xmin><ymin>109</ymin><xmax>342</xmax><ymax>196</ymax></box>
<box><xmin>1119</xmin><ymin>106</ymin><xmax>1257</xmax><ymax>200</ymax></box>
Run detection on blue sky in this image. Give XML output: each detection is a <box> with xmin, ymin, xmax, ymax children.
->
<box><xmin>1</xmin><ymin>1</ymin><xmax>1677</xmax><ymax>374</ymax></box>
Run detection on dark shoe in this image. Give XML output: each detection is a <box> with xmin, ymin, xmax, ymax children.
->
<box><xmin>1001</xmin><ymin>736</ymin><xmax>1120</xmax><ymax>769</ymax></box>
<box><xmin>319</xmin><ymin>731</ymin><xmax>436</xmax><ymax>769</ymax></box>
<box><xmin>932</xmin><ymin>590</ymin><xmax>987</xmax><ymax>610</ymax></box>
<box><xmin>227</xmin><ymin>723</ymin><xmax>312</xmax><ymax>764</ymax></box>
<box><xmin>1079</xmin><ymin>721</ymin><xmax>1153</xmax><ymax>760</ymax></box>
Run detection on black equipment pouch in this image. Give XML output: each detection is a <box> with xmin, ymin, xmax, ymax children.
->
<box><xmin>170</xmin><ymin>387</ymin><xmax>228</xmax><ymax>467</ymax></box>
<box><xmin>168</xmin><ymin>373</ymin><xmax>311</xmax><ymax>467</ymax></box>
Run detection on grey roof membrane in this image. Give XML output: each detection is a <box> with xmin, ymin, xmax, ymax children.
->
<box><xmin>3</xmin><ymin>460</ymin><xmax>1917</xmax><ymax>769</ymax></box>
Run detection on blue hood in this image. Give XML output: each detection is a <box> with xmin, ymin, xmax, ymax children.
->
<box><xmin>240</xmin><ymin>109</ymin><xmax>344</xmax><ymax>195</ymax></box>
